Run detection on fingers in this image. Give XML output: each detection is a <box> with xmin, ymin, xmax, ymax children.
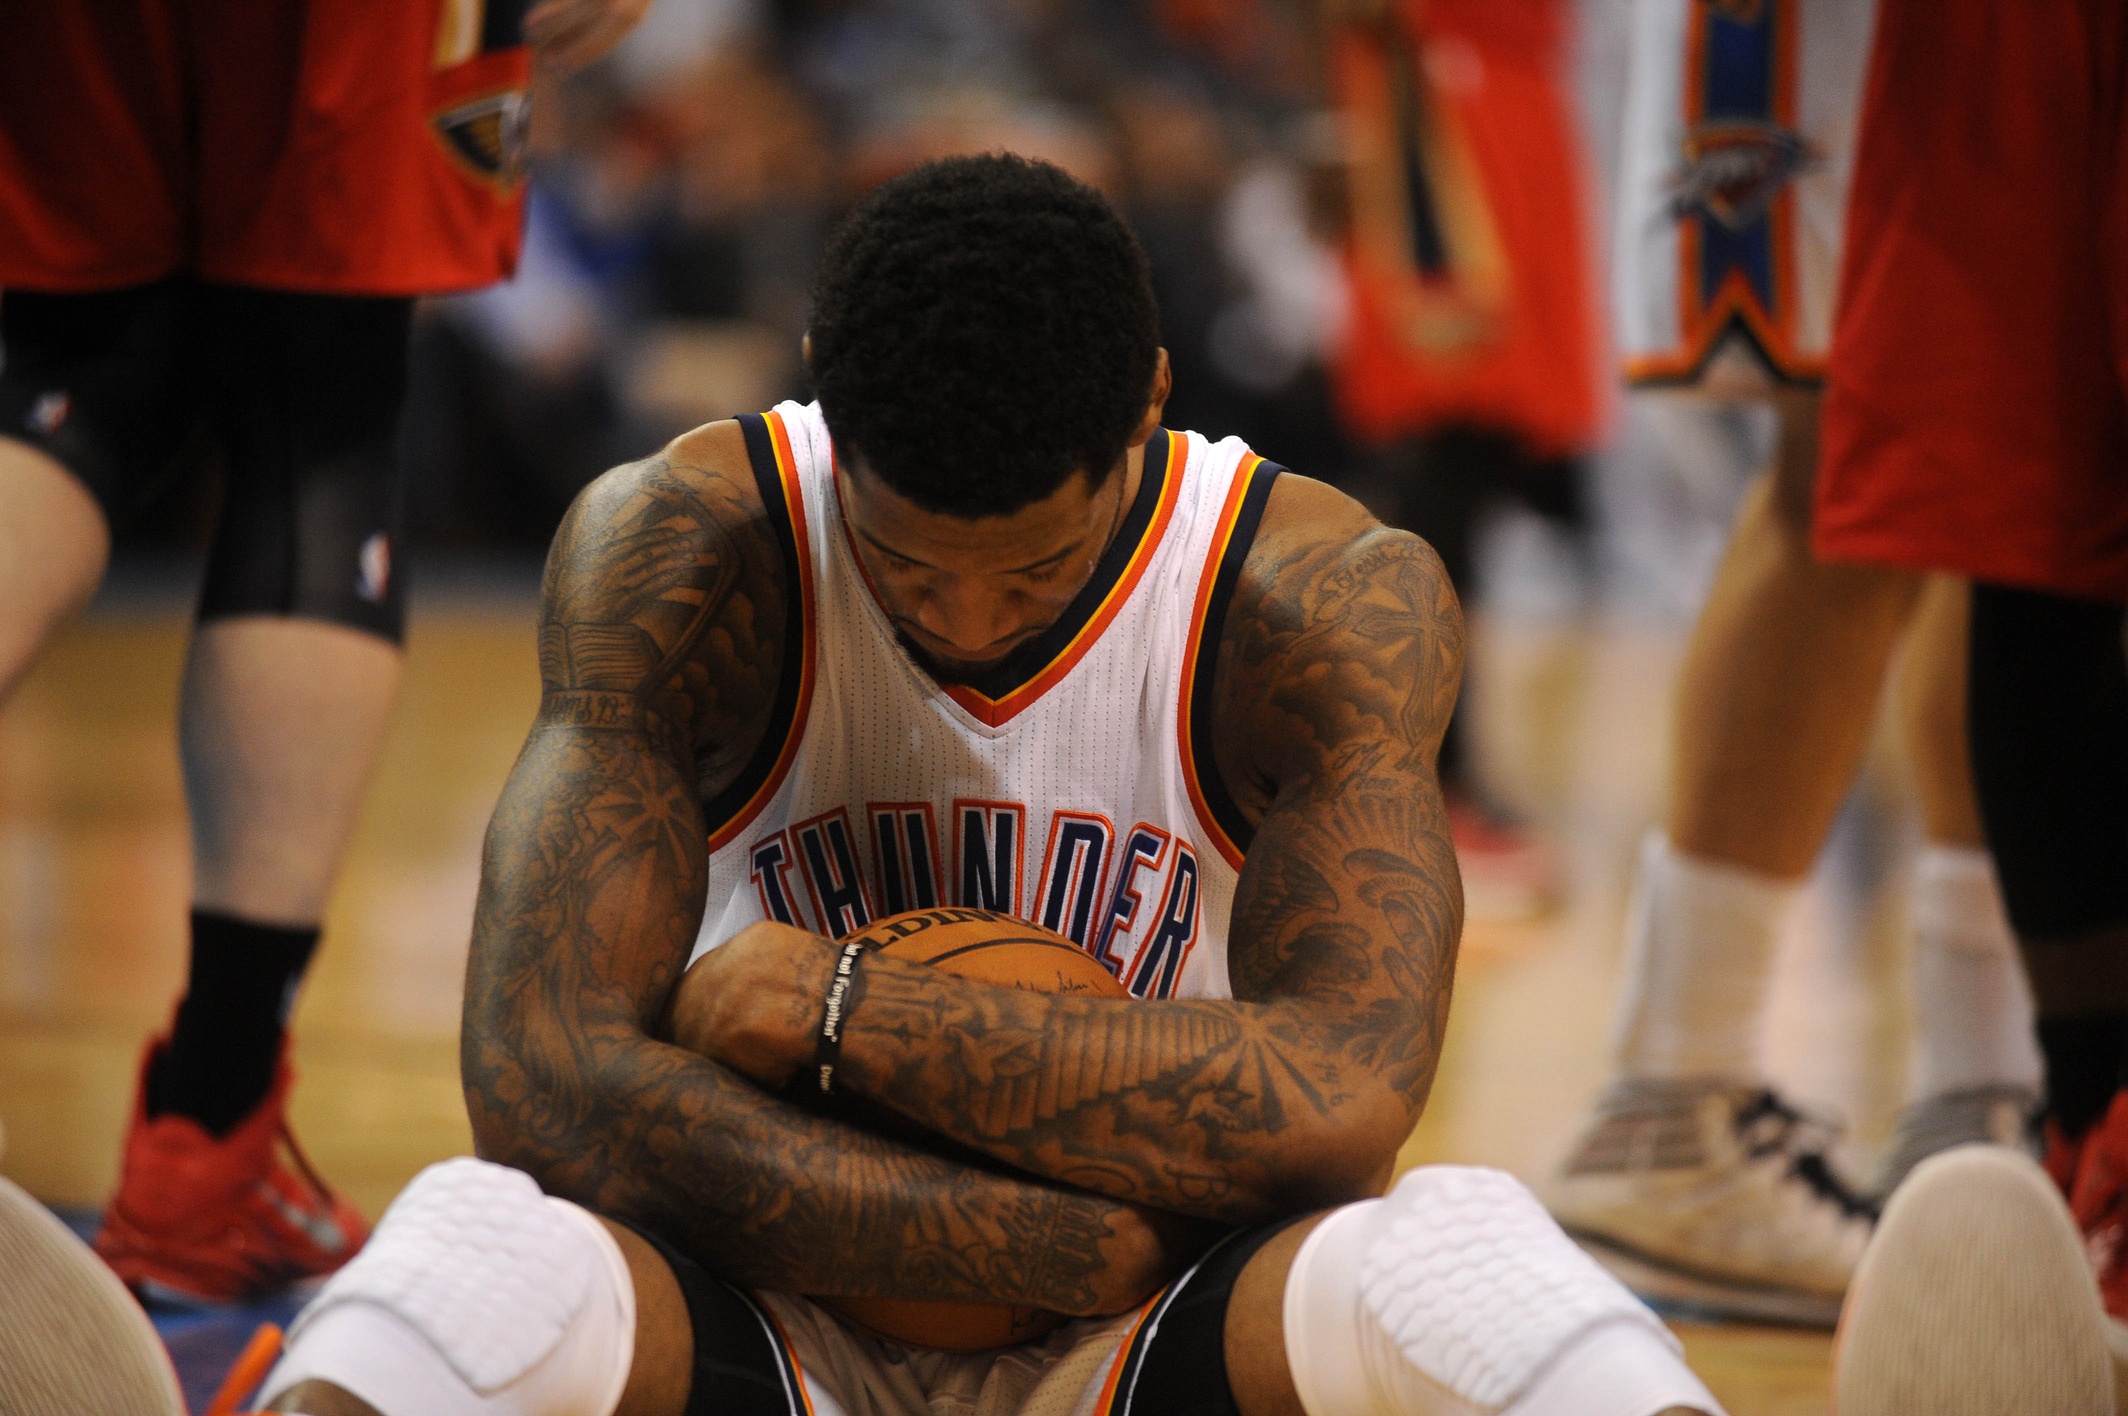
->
<box><xmin>526</xmin><ymin>0</ymin><xmax>652</xmax><ymax>75</ymax></box>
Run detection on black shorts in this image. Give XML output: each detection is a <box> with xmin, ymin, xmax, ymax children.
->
<box><xmin>612</xmin><ymin>1220</ymin><xmax>1286</xmax><ymax>1416</ymax></box>
<box><xmin>0</xmin><ymin>278</ymin><xmax>413</xmax><ymax>640</ymax></box>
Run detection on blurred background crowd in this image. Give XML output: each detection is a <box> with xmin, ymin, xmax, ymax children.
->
<box><xmin>101</xmin><ymin>0</ymin><xmax>1687</xmax><ymax>567</ymax></box>
<box><xmin>109</xmin><ymin>0</ymin><xmax>1773</xmax><ymax>906</ymax></box>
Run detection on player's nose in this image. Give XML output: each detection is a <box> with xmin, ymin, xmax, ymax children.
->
<box><xmin>914</xmin><ymin>581</ymin><xmax>1024</xmax><ymax>656</ymax></box>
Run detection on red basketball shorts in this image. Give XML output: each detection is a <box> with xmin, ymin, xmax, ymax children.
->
<box><xmin>0</xmin><ymin>0</ymin><xmax>530</xmax><ymax>297</ymax></box>
<box><xmin>1329</xmin><ymin>0</ymin><xmax>1608</xmax><ymax>457</ymax></box>
<box><xmin>1816</xmin><ymin>0</ymin><xmax>2128</xmax><ymax>601</ymax></box>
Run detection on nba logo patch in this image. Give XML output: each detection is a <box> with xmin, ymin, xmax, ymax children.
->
<box><xmin>357</xmin><ymin>533</ymin><xmax>392</xmax><ymax>604</ymax></box>
<box><xmin>26</xmin><ymin>390</ymin><xmax>70</xmax><ymax>436</ymax></box>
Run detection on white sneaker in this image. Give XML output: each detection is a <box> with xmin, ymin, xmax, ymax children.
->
<box><xmin>0</xmin><ymin>1174</ymin><xmax>186</xmax><ymax>1415</ymax></box>
<box><xmin>1866</xmin><ymin>1083</ymin><xmax>2039</xmax><ymax>1202</ymax></box>
<box><xmin>1543</xmin><ymin>1079</ymin><xmax>1874</xmax><ymax>1327</ymax></box>
<box><xmin>1834</xmin><ymin>1143</ymin><xmax>2112</xmax><ymax>1415</ymax></box>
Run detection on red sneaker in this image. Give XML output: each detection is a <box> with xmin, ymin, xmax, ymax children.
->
<box><xmin>93</xmin><ymin>1039</ymin><xmax>367</xmax><ymax>1306</ymax></box>
<box><xmin>2065</xmin><ymin>1090</ymin><xmax>2128</xmax><ymax>1321</ymax></box>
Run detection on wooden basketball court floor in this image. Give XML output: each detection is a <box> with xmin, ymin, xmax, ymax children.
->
<box><xmin>0</xmin><ymin>571</ymin><xmax>1921</xmax><ymax>1414</ymax></box>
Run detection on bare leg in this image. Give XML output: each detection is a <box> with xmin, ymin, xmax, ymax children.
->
<box><xmin>181</xmin><ymin>618</ymin><xmax>402</xmax><ymax>923</ymax></box>
<box><xmin>1668</xmin><ymin>389</ymin><xmax>1920</xmax><ymax>877</ymax></box>
<box><xmin>268</xmin><ymin>1218</ymin><xmax>695</xmax><ymax>1416</ymax></box>
<box><xmin>1895</xmin><ymin>576</ymin><xmax>1983</xmax><ymax>850</ymax></box>
<box><xmin>0</xmin><ymin>438</ymin><xmax>109</xmax><ymax>704</ymax></box>
<box><xmin>1224</xmin><ymin>1215</ymin><xmax>1320</xmax><ymax>1416</ymax></box>
<box><xmin>267</xmin><ymin>1383</ymin><xmax>381</xmax><ymax>1416</ymax></box>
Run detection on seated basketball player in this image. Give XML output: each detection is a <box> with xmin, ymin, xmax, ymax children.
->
<box><xmin>255</xmin><ymin>156</ymin><xmax>1723</xmax><ymax>1416</ymax></box>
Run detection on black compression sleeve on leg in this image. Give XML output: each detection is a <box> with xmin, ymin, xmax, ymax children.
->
<box><xmin>198</xmin><ymin>286</ymin><xmax>414</xmax><ymax>642</ymax></box>
<box><xmin>2037</xmin><ymin>1016</ymin><xmax>2128</xmax><ymax>1139</ymax></box>
<box><xmin>0</xmin><ymin>280</ymin><xmax>206</xmax><ymax>523</ymax></box>
<box><xmin>1969</xmin><ymin>583</ymin><xmax>2128</xmax><ymax>1136</ymax></box>
<box><xmin>1967</xmin><ymin>584</ymin><xmax>2128</xmax><ymax>940</ymax></box>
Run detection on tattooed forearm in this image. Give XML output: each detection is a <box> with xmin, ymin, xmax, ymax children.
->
<box><xmin>461</xmin><ymin>436</ymin><xmax>1167</xmax><ymax>1313</ymax></box>
<box><xmin>824</xmin><ymin>481</ymin><xmax>1464</xmax><ymax>1223</ymax></box>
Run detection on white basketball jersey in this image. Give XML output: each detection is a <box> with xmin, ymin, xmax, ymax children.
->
<box><xmin>687</xmin><ymin>401</ymin><xmax>1284</xmax><ymax>1002</ymax></box>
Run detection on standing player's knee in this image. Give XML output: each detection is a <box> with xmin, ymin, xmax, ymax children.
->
<box><xmin>1279</xmin><ymin>1167</ymin><xmax>1722</xmax><ymax>1416</ymax></box>
<box><xmin>1967</xmin><ymin>584</ymin><xmax>2128</xmax><ymax>943</ymax></box>
<box><xmin>257</xmin><ymin>1158</ymin><xmax>638</xmax><ymax>1416</ymax></box>
<box><xmin>198</xmin><ymin>288</ymin><xmax>416</xmax><ymax>643</ymax></box>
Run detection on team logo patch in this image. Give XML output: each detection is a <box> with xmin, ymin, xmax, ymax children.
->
<box><xmin>357</xmin><ymin>532</ymin><xmax>392</xmax><ymax>604</ymax></box>
<box><xmin>1668</xmin><ymin>120</ymin><xmax>1812</xmax><ymax>231</ymax></box>
<box><xmin>26</xmin><ymin>390</ymin><xmax>70</xmax><ymax>436</ymax></box>
<box><xmin>432</xmin><ymin>88</ymin><xmax>530</xmax><ymax>187</ymax></box>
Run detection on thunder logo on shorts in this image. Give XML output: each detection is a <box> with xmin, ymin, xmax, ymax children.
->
<box><xmin>1664</xmin><ymin>0</ymin><xmax>1814</xmax><ymax>368</ymax></box>
<box><xmin>1616</xmin><ymin>0</ymin><xmax>1871</xmax><ymax>390</ymax></box>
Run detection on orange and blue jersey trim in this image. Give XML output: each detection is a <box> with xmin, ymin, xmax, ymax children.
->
<box><xmin>1178</xmin><ymin>451</ymin><xmax>1283</xmax><ymax>872</ymax></box>
<box><xmin>943</xmin><ymin>429</ymin><xmax>1182</xmax><ymax>726</ymax></box>
<box><xmin>705</xmin><ymin>410</ymin><xmax>817</xmax><ymax>852</ymax></box>
<box><xmin>1626</xmin><ymin>0</ymin><xmax>1820</xmax><ymax>387</ymax></box>
<box><xmin>843</xmin><ymin>430</ymin><xmax>1184</xmax><ymax>729</ymax></box>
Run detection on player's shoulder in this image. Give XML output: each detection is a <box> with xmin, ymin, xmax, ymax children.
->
<box><xmin>537</xmin><ymin>419</ymin><xmax>792</xmax><ymax>722</ymax></box>
<box><xmin>1239</xmin><ymin>471</ymin><xmax>1454</xmax><ymax>631</ymax></box>
<box><xmin>544</xmin><ymin>418</ymin><xmax>779</xmax><ymax>605</ymax></box>
<box><xmin>1206</xmin><ymin>466</ymin><xmax>1461</xmax><ymax>803</ymax></box>
<box><xmin>562</xmin><ymin>418</ymin><xmax>762</xmax><ymax>545</ymax></box>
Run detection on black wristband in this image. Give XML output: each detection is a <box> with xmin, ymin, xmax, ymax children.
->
<box><xmin>809</xmin><ymin>941</ymin><xmax>868</xmax><ymax>1104</ymax></box>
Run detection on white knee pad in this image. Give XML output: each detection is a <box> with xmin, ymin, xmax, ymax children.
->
<box><xmin>258</xmin><ymin>1158</ymin><xmax>636</xmax><ymax>1416</ymax></box>
<box><xmin>1283</xmin><ymin>1167</ymin><xmax>1724</xmax><ymax>1416</ymax></box>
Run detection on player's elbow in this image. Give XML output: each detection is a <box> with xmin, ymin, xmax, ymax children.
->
<box><xmin>460</xmin><ymin>1022</ymin><xmax>557</xmax><ymax>1180</ymax></box>
<box><xmin>1295</xmin><ymin>1098</ymin><xmax>1414</xmax><ymax>1209</ymax></box>
<box><xmin>459</xmin><ymin>1000</ymin><xmax>640</xmax><ymax>1206</ymax></box>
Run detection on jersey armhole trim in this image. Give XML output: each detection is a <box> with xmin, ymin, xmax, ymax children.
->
<box><xmin>704</xmin><ymin>411</ymin><xmax>816</xmax><ymax>852</ymax></box>
<box><xmin>1178</xmin><ymin>453</ymin><xmax>1283</xmax><ymax>872</ymax></box>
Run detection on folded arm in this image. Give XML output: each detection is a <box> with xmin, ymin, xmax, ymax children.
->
<box><xmin>461</xmin><ymin>438</ymin><xmax>1179</xmax><ymax>1314</ymax></box>
<box><xmin>677</xmin><ymin>478</ymin><xmax>1465</xmax><ymax>1225</ymax></box>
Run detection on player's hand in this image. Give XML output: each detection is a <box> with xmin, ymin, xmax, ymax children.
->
<box><xmin>664</xmin><ymin>920</ymin><xmax>833</xmax><ymax>1088</ymax></box>
<box><xmin>525</xmin><ymin>0</ymin><xmax>654</xmax><ymax>74</ymax></box>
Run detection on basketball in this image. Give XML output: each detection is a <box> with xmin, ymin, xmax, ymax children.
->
<box><xmin>815</xmin><ymin>907</ymin><xmax>1127</xmax><ymax>1352</ymax></box>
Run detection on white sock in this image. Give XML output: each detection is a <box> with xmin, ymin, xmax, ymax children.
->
<box><xmin>1908</xmin><ymin>845</ymin><xmax>2042</xmax><ymax>1098</ymax></box>
<box><xmin>1609</xmin><ymin>832</ymin><xmax>1797</xmax><ymax>1081</ymax></box>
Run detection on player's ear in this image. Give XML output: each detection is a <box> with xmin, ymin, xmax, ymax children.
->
<box><xmin>801</xmin><ymin>332</ymin><xmax>813</xmax><ymax>369</ymax></box>
<box><xmin>1128</xmin><ymin>348</ymin><xmax>1171</xmax><ymax>446</ymax></box>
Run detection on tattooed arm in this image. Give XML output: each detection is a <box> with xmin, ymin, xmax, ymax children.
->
<box><xmin>678</xmin><ymin>475</ymin><xmax>1463</xmax><ymax>1224</ymax></box>
<box><xmin>461</xmin><ymin>423</ymin><xmax>1181</xmax><ymax>1314</ymax></box>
